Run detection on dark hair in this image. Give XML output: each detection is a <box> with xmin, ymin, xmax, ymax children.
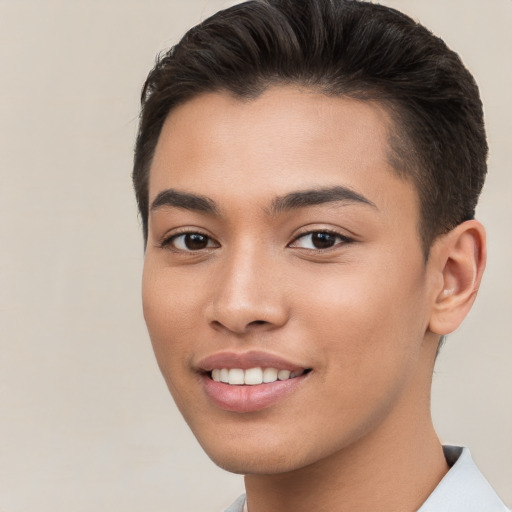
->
<box><xmin>133</xmin><ymin>0</ymin><xmax>487</xmax><ymax>254</ymax></box>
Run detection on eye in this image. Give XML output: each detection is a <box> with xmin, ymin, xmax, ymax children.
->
<box><xmin>162</xmin><ymin>232</ymin><xmax>218</xmax><ymax>251</ymax></box>
<box><xmin>290</xmin><ymin>230</ymin><xmax>351</xmax><ymax>250</ymax></box>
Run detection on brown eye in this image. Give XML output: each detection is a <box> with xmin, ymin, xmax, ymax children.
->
<box><xmin>290</xmin><ymin>231</ymin><xmax>352</xmax><ymax>250</ymax></box>
<box><xmin>310</xmin><ymin>232</ymin><xmax>338</xmax><ymax>249</ymax></box>
<box><xmin>183</xmin><ymin>233</ymin><xmax>209</xmax><ymax>250</ymax></box>
<box><xmin>166</xmin><ymin>232</ymin><xmax>218</xmax><ymax>251</ymax></box>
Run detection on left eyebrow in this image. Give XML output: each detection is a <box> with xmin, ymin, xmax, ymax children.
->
<box><xmin>268</xmin><ymin>186</ymin><xmax>377</xmax><ymax>214</ymax></box>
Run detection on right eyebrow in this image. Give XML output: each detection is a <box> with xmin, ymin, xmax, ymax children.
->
<box><xmin>150</xmin><ymin>189</ymin><xmax>219</xmax><ymax>216</ymax></box>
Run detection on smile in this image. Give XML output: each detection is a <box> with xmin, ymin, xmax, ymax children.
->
<box><xmin>198</xmin><ymin>352</ymin><xmax>312</xmax><ymax>412</ymax></box>
<box><xmin>211</xmin><ymin>367</ymin><xmax>307</xmax><ymax>385</ymax></box>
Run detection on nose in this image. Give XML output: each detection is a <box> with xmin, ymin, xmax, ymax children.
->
<box><xmin>206</xmin><ymin>246</ymin><xmax>289</xmax><ymax>335</ymax></box>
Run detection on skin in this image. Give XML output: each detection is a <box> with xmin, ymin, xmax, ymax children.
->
<box><xmin>142</xmin><ymin>86</ymin><xmax>486</xmax><ymax>511</ymax></box>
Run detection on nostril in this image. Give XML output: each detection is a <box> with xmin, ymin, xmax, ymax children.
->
<box><xmin>209</xmin><ymin>318</ymin><xmax>272</xmax><ymax>334</ymax></box>
<box><xmin>210</xmin><ymin>319</ymin><xmax>266</xmax><ymax>328</ymax></box>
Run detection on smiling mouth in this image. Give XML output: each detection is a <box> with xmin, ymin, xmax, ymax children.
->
<box><xmin>209</xmin><ymin>367</ymin><xmax>311</xmax><ymax>385</ymax></box>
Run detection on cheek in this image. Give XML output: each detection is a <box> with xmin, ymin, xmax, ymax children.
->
<box><xmin>143</xmin><ymin>259</ymin><xmax>206</xmax><ymax>328</ymax></box>
<box><xmin>142</xmin><ymin>262</ymin><xmax>209</xmax><ymax>417</ymax></box>
<box><xmin>284</xmin><ymin>265</ymin><xmax>429</xmax><ymax>449</ymax></box>
<box><xmin>295</xmin><ymin>260</ymin><xmax>428</xmax><ymax>380</ymax></box>
<box><xmin>141</xmin><ymin>262</ymin><xmax>202</xmax><ymax>374</ymax></box>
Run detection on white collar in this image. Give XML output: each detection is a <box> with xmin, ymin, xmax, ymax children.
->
<box><xmin>417</xmin><ymin>446</ymin><xmax>509</xmax><ymax>512</ymax></box>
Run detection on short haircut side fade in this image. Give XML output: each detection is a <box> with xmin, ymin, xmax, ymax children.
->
<box><xmin>133</xmin><ymin>0</ymin><xmax>487</xmax><ymax>255</ymax></box>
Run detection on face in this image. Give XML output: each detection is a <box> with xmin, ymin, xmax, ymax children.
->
<box><xmin>142</xmin><ymin>86</ymin><xmax>438</xmax><ymax>475</ymax></box>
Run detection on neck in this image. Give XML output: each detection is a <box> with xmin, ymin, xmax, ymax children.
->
<box><xmin>244</xmin><ymin>340</ymin><xmax>448</xmax><ymax>512</ymax></box>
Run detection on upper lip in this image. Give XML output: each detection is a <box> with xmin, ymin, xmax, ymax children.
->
<box><xmin>196</xmin><ymin>350</ymin><xmax>309</xmax><ymax>372</ymax></box>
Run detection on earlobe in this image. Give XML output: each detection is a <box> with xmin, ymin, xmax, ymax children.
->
<box><xmin>428</xmin><ymin>220</ymin><xmax>486</xmax><ymax>335</ymax></box>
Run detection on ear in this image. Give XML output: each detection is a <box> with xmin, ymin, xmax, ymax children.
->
<box><xmin>428</xmin><ymin>220</ymin><xmax>486</xmax><ymax>335</ymax></box>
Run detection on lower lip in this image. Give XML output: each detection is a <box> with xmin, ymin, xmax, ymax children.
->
<box><xmin>202</xmin><ymin>374</ymin><xmax>308</xmax><ymax>413</ymax></box>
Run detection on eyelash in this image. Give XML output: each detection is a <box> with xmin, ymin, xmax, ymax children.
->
<box><xmin>289</xmin><ymin>229</ymin><xmax>353</xmax><ymax>251</ymax></box>
<box><xmin>159</xmin><ymin>230</ymin><xmax>218</xmax><ymax>252</ymax></box>
<box><xmin>159</xmin><ymin>229</ymin><xmax>353</xmax><ymax>253</ymax></box>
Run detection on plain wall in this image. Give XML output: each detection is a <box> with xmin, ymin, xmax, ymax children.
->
<box><xmin>0</xmin><ymin>1</ymin><xmax>510</xmax><ymax>510</ymax></box>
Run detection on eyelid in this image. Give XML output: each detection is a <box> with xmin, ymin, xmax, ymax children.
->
<box><xmin>289</xmin><ymin>228</ymin><xmax>354</xmax><ymax>250</ymax></box>
<box><xmin>158</xmin><ymin>228</ymin><xmax>220</xmax><ymax>251</ymax></box>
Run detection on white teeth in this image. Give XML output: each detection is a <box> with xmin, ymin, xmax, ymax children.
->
<box><xmin>244</xmin><ymin>367</ymin><xmax>263</xmax><ymax>385</ymax></box>
<box><xmin>277</xmin><ymin>369</ymin><xmax>291</xmax><ymax>380</ymax></box>
<box><xmin>211</xmin><ymin>367</ymin><xmax>305</xmax><ymax>385</ymax></box>
<box><xmin>220</xmin><ymin>368</ymin><xmax>229</xmax><ymax>383</ymax></box>
<box><xmin>228</xmin><ymin>368</ymin><xmax>245</xmax><ymax>385</ymax></box>
<box><xmin>262</xmin><ymin>367</ymin><xmax>278</xmax><ymax>383</ymax></box>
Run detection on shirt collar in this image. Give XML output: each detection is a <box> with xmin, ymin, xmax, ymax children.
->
<box><xmin>417</xmin><ymin>445</ymin><xmax>509</xmax><ymax>512</ymax></box>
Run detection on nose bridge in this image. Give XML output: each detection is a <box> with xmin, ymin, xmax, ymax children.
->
<box><xmin>208</xmin><ymin>238</ymin><xmax>287</xmax><ymax>333</ymax></box>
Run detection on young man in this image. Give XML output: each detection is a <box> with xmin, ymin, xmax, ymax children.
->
<box><xmin>133</xmin><ymin>1</ymin><xmax>509</xmax><ymax>510</ymax></box>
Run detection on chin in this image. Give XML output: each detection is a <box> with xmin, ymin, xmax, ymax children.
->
<box><xmin>192</xmin><ymin>429</ymin><xmax>305</xmax><ymax>475</ymax></box>
<box><xmin>194</xmin><ymin>425</ymin><xmax>345</xmax><ymax>477</ymax></box>
<box><xmin>207</xmin><ymin>449</ymin><xmax>305</xmax><ymax>476</ymax></box>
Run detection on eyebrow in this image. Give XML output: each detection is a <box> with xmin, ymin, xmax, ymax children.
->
<box><xmin>150</xmin><ymin>189</ymin><xmax>219</xmax><ymax>215</ymax></box>
<box><xmin>269</xmin><ymin>186</ymin><xmax>377</xmax><ymax>214</ymax></box>
<box><xmin>149</xmin><ymin>185</ymin><xmax>377</xmax><ymax>217</ymax></box>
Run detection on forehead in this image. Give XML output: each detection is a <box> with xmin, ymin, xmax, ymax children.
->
<box><xmin>148</xmin><ymin>86</ymin><xmax>417</xmax><ymax>216</ymax></box>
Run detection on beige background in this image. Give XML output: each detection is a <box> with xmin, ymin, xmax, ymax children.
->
<box><xmin>0</xmin><ymin>0</ymin><xmax>510</xmax><ymax>510</ymax></box>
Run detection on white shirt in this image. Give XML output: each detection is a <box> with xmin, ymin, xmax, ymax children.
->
<box><xmin>418</xmin><ymin>446</ymin><xmax>509</xmax><ymax>511</ymax></box>
<box><xmin>224</xmin><ymin>446</ymin><xmax>510</xmax><ymax>512</ymax></box>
